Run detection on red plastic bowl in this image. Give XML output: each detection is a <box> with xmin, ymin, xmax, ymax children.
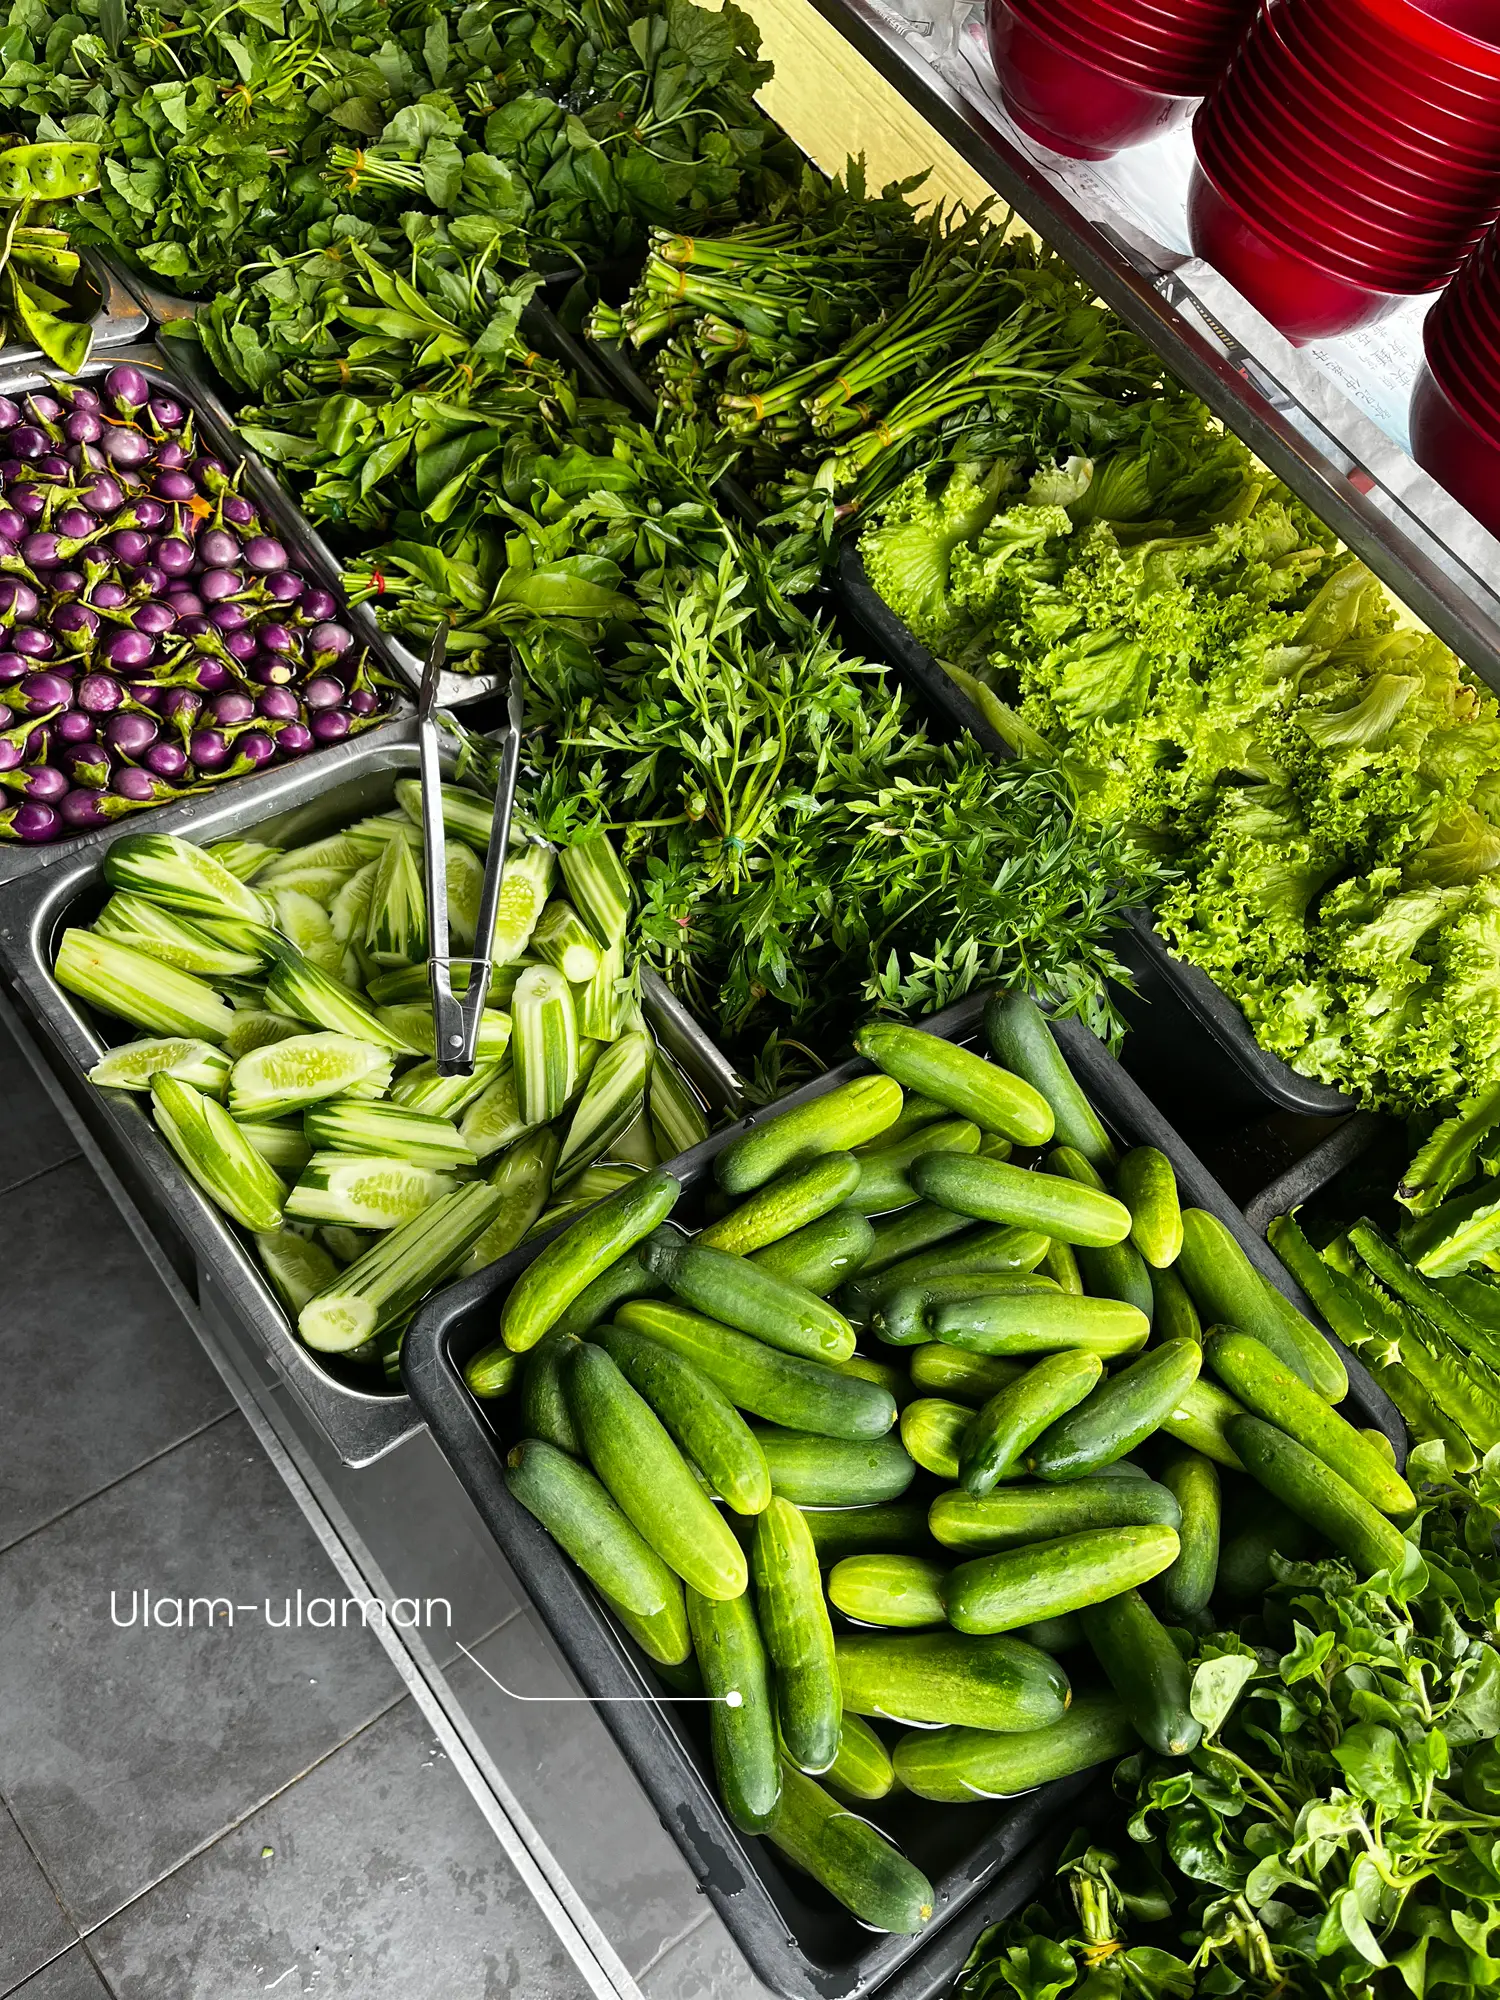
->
<box><xmin>1442</xmin><ymin>256</ymin><xmax>1500</xmax><ymax>362</ymax></box>
<box><xmin>1198</xmin><ymin>111</ymin><xmax>1476</xmax><ymax>282</ymax></box>
<box><xmin>1310</xmin><ymin>0</ymin><xmax>1500</xmax><ymax>88</ymax></box>
<box><xmin>1410</xmin><ymin>357</ymin><xmax>1500</xmax><ymax>537</ymax></box>
<box><xmin>1015</xmin><ymin>0</ymin><xmax>1250</xmax><ymax>68</ymax></box>
<box><xmin>1215</xmin><ymin>58</ymin><xmax>1500</xmax><ymax>236</ymax></box>
<box><xmin>1266</xmin><ymin>2</ymin><xmax>1500</xmax><ymax>164</ymax></box>
<box><xmin>1427</xmin><ymin>289</ymin><xmax>1500</xmax><ymax>413</ymax></box>
<box><xmin>1188</xmin><ymin>158</ymin><xmax>1420</xmax><ymax>342</ymax></box>
<box><xmin>988</xmin><ymin>0</ymin><xmax>1199</xmax><ymax>157</ymax></box>
<box><xmin>1239</xmin><ymin>17</ymin><xmax>1500</xmax><ymax>202</ymax></box>
<box><xmin>1005</xmin><ymin>0</ymin><xmax>1232</xmax><ymax>90</ymax></box>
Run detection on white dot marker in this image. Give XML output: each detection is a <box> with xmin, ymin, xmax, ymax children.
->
<box><xmin>724</xmin><ymin>1689</ymin><xmax>743</xmax><ymax>1708</ymax></box>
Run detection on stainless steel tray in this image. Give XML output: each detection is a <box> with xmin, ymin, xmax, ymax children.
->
<box><xmin>0</xmin><ymin>341</ymin><xmax>410</xmax><ymax>886</ymax></box>
<box><xmin>0</xmin><ymin>247</ymin><xmax>148</xmax><ymax>372</ymax></box>
<box><xmin>0</xmin><ymin>719</ymin><xmax>747</xmax><ymax>1466</ymax></box>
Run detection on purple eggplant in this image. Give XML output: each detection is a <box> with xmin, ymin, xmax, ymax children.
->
<box><xmin>105</xmin><ymin>366</ymin><xmax>151</xmax><ymax>415</ymax></box>
<box><xmin>144</xmin><ymin>740</ymin><xmax>188</xmax><ymax>780</ymax></box>
<box><xmin>311</xmin><ymin>709</ymin><xmax>352</xmax><ymax>745</ymax></box>
<box><xmin>0</xmin><ymin>799</ymin><xmax>60</xmax><ymax>841</ymax></box>
<box><xmin>11</xmin><ymin>628</ymin><xmax>55</xmax><ymax>658</ymax></box>
<box><xmin>105</xmin><ymin>712</ymin><xmax>159</xmax><ymax>756</ymax></box>
<box><xmin>188</xmin><ymin>726</ymin><xmax>230</xmax><ymax>770</ymax></box>
<box><xmin>99</xmin><ymin>427</ymin><xmax>151</xmax><ymax>470</ymax></box>
<box><xmin>265</xmin><ymin>570</ymin><xmax>305</xmax><ymax>603</ymax></box>
<box><xmin>102</xmin><ymin>629</ymin><xmax>155</xmax><ymax>670</ymax></box>
<box><xmin>244</xmin><ymin>536</ymin><xmax>287</xmax><ymax>573</ymax></box>
<box><xmin>55</xmin><ymin>706</ymin><xmax>96</xmax><ymax>742</ymax></box>
<box><xmin>256</xmin><ymin>685</ymin><xmax>301</xmax><ymax>722</ymax></box>
<box><xmin>199</xmin><ymin>568</ymin><xmax>242</xmax><ymax>603</ymax></box>
<box><xmin>198</xmin><ymin>528</ymin><xmax>239</xmax><ymax>569</ymax></box>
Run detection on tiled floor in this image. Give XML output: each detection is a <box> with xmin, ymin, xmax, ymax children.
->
<box><xmin>0</xmin><ymin>1022</ymin><xmax>598</xmax><ymax>2000</ymax></box>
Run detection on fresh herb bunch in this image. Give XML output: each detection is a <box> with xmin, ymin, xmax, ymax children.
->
<box><xmin>230</xmin><ymin>277</ymin><xmax>734</xmax><ymax>662</ymax></box>
<box><xmin>591</xmin><ymin>183</ymin><xmax>1159</xmax><ymax>531</ymax></box>
<box><xmin>521</xmin><ymin>545</ymin><xmax>1160</xmax><ymax>1055</ymax></box>
<box><xmin>958</xmin><ymin>1483</ymin><xmax>1500</xmax><ymax>2000</ymax></box>
<box><xmin>0</xmin><ymin>0</ymin><xmax>796</xmax><ymax>295</ymax></box>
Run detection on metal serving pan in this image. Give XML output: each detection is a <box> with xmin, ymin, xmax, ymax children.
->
<box><xmin>833</xmin><ymin>539</ymin><xmax>1355</xmax><ymax>1121</ymax></box>
<box><xmin>403</xmin><ymin>986</ymin><xmax>1405</xmax><ymax>2000</ymax></box>
<box><xmin>0</xmin><ymin>720</ymin><xmax>746</xmax><ymax>1466</ymax></box>
<box><xmin>0</xmin><ymin>247</ymin><xmax>148</xmax><ymax>373</ymax></box>
<box><xmin>0</xmin><ymin>341</ymin><xmax>409</xmax><ymax>886</ymax></box>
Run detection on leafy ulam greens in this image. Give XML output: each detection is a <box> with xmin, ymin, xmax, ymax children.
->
<box><xmin>859</xmin><ymin>405</ymin><xmax>1500</xmax><ymax>1115</ymax></box>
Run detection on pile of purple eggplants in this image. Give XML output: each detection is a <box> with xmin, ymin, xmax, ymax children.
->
<box><xmin>0</xmin><ymin>363</ymin><xmax>392</xmax><ymax>845</ymax></box>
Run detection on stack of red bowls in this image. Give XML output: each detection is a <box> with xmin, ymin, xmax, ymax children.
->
<box><xmin>986</xmin><ymin>0</ymin><xmax>1256</xmax><ymax>160</ymax></box>
<box><xmin>1411</xmin><ymin>230</ymin><xmax>1500</xmax><ymax>537</ymax></box>
<box><xmin>1190</xmin><ymin>0</ymin><xmax>1500</xmax><ymax>346</ymax></box>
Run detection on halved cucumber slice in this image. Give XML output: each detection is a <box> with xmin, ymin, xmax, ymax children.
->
<box><xmin>90</xmin><ymin>1037</ymin><xmax>231</xmax><ymax>1097</ymax></box>
<box><xmin>286</xmin><ymin>1154</ymin><xmax>457</xmax><ymax>1230</ymax></box>
<box><xmin>274</xmin><ymin>889</ymin><xmax>343</xmax><ymax>979</ymax></box>
<box><xmin>228</xmin><ymin>1033</ymin><xmax>393</xmax><ymax>1120</ymax></box>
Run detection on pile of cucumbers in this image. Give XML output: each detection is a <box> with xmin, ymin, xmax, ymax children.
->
<box><xmin>468</xmin><ymin>992</ymin><xmax>1416</xmax><ymax>1940</ymax></box>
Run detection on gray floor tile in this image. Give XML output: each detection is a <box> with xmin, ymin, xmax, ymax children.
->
<box><xmin>448</xmin><ymin>1609</ymin><xmax>708</xmax><ymax>1977</ymax></box>
<box><xmin>88</xmin><ymin>1698</ymin><xmax>590</xmax><ymax>2000</ymax></box>
<box><xmin>6</xmin><ymin>1947</ymin><xmax>112</xmax><ymax>2000</ymax></box>
<box><xmin>0</xmin><ymin>1158</ymin><xmax>232</xmax><ymax>1550</ymax></box>
<box><xmin>0</xmin><ymin>1024</ymin><xmax>79</xmax><ymax>1201</ymax></box>
<box><xmin>0</xmin><ymin>1417</ymin><xmax>402</xmax><ymax>1929</ymax></box>
<box><xmin>302</xmin><ymin>1427</ymin><xmax>524</xmax><ymax>1669</ymax></box>
<box><xmin>639</xmin><ymin>1913</ymin><xmax>771</xmax><ymax>2000</ymax></box>
<box><xmin>0</xmin><ymin>1803</ymin><xmax>75</xmax><ymax>1993</ymax></box>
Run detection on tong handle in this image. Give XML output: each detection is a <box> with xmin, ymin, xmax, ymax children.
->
<box><xmin>422</xmin><ymin>679</ymin><xmax>524</xmax><ymax>1075</ymax></box>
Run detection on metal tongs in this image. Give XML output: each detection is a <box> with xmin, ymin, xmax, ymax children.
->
<box><xmin>418</xmin><ymin>628</ymin><xmax>525</xmax><ymax>1076</ymax></box>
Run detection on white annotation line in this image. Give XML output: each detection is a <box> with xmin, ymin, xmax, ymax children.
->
<box><xmin>455</xmin><ymin>1639</ymin><xmax>741</xmax><ymax>1705</ymax></box>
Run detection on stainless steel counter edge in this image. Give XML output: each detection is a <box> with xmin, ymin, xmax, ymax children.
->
<box><xmin>806</xmin><ymin>0</ymin><xmax>1500</xmax><ymax>692</ymax></box>
<box><xmin>0</xmin><ymin>341</ymin><xmax>411</xmax><ymax>887</ymax></box>
<box><xmin>0</xmin><ymin>719</ymin><xmax>748</xmax><ymax>1467</ymax></box>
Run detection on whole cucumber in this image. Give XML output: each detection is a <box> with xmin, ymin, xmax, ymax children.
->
<box><xmin>1116</xmin><ymin>1147</ymin><xmax>1183</xmax><ymax>1268</ymax></box>
<box><xmin>506</xmin><ymin>1439</ymin><xmax>690</xmax><ymax>1664</ymax></box>
<box><xmin>568</xmin><ymin>1344</ymin><xmax>748</xmax><ymax>1599</ymax></box>
<box><xmin>640</xmin><ymin>1230</ymin><xmax>856</xmax><ymax>1364</ymax></box>
<box><xmin>895</xmin><ymin>1693</ymin><xmax>1137</xmax><ymax>1803</ymax></box>
<box><xmin>847</xmin><ymin>1219</ymin><xmax>1051</xmax><ymax>1315</ymax></box>
<box><xmin>909</xmin><ymin>1344</ymin><xmax>1026</xmax><ymax>1404</ymax></box>
<box><xmin>912</xmin><ymin>1153</ymin><xmax>1131</xmax><ymax>1247</ymax></box>
<box><xmin>500</xmin><ymin>1169</ymin><xmax>680</xmax><ymax>1351</ymax></box>
<box><xmin>1161</xmin><ymin>1375</ymin><xmax>1246</xmax><ymax>1470</ymax></box>
<box><xmin>958</xmin><ymin>1349</ymin><xmax>1103</xmax><ymax>1495</ymax></box>
<box><xmin>752</xmin><ymin>1499</ymin><xmax>841</xmax><ymax>1774</ymax></box>
<box><xmin>520</xmin><ymin>1332</ymin><xmax>584</xmax><ymax>1454</ymax></box>
<box><xmin>800</xmin><ymin>1500</ymin><xmax>934</xmax><ymax>1563</ymax></box>
<box><xmin>943</xmin><ymin>1525</ymin><xmax>1181</xmax><ymax>1633</ymax></box>
<box><xmin>752</xmin><ymin>1425</ymin><xmax>916</xmax><ymax>1506</ymax></box>
<box><xmin>1080</xmin><ymin>1588</ymin><xmax>1200</xmax><ymax>1756</ymax></box>
<box><xmin>752</xmin><ymin>1207</ymin><xmax>875</xmax><ymax>1295</ymax></box>
<box><xmin>850</xmin><ymin>1118</ymin><xmax>982</xmax><ymax>1216</ymax></box>
<box><xmin>854</xmin><ymin>1021</ymin><xmax>1055</xmax><ymax>1146</ymax></box>
<box><xmin>1158</xmin><ymin>1449</ymin><xmax>1220</xmax><ymax>1622</ymax></box>
<box><xmin>715</xmin><ymin>1077</ymin><xmax>904</xmax><ymax>1194</ymax></box>
<box><xmin>835</xmin><ymin>1628</ymin><xmax>1070</xmax><ymax>1730</ymax></box>
<box><xmin>762</xmin><ymin>1763</ymin><xmax>934</xmax><ymax>1935</ymax></box>
<box><xmin>593</xmin><ymin>1322</ymin><xmax>771</xmax><ymax>1515</ymax></box>
<box><xmin>853</xmin><ymin>1202</ymin><xmax>975</xmax><ymax>1281</ymax></box>
<box><xmin>699</xmin><ymin>1153</ymin><xmax>863</xmax><ymax>1255</ymax></box>
<box><xmin>617</xmin><ymin>1300</ymin><xmax>896</xmax><ymax>1440</ymax></box>
<box><xmin>899</xmin><ymin>1398</ymin><xmax>973</xmax><ymax>1480</ymax></box>
<box><xmin>924</xmin><ymin>1290</ymin><xmax>1149</xmax><ymax>1360</ymax></box>
<box><xmin>824</xmin><ymin>1711</ymin><xmax>896</xmax><ymax>1802</ymax></box>
<box><xmin>550</xmin><ymin>1251</ymin><xmax>658</xmax><ymax>1336</ymax></box>
<box><xmin>870</xmin><ymin>1273</ymin><xmax>1060</xmax><ymax>1347</ymax></box>
<box><xmin>984</xmin><ymin>992</ymin><xmax>1117</xmax><ymax>1169</ymax></box>
<box><xmin>687</xmin><ymin>1587</ymin><xmax>781</xmax><ymax>1832</ymax></box>
<box><xmin>1205</xmin><ymin>1329</ymin><xmax>1414</xmax><ymax>1516</ymax></box>
<box><xmin>1028</xmin><ymin>1338</ymin><xmax>1203</xmax><ymax>1480</ymax></box>
<box><xmin>1150</xmin><ymin>1265</ymin><xmax>1201</xmax><ymax>1345</ymax></box>
<box><xmin>1227</xmin><ymin>1416</ymin><xmax>1409</xmax><ymax>1577</ymax></box>
<box><xmin>1047</xmin><ymin>1145</ymin><xmax>1155</xmax><ymax>1317</ymax></box>
<box><xmin>1043</xmin><ymin>1238</ymin><xmax>1084</xmax><ymax>1294</ymax></box>
<box><xmin>929</xmin><ymin>1478</ymin><xmax>1182</xmax><ymax>1552</ymax></box>
<box><xmin>828</xmin><ymin>1554</ymin><xmax>948</xmax><ymax>1629</ymax></box>
<box><xmin>1176</xmin><ymin>1209</ymin><xmax>1346</xmax><ymax>1401</ymax></box>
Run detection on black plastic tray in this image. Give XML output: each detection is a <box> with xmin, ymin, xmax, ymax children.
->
<box><xmin>1242</xmin><ymin>1110</ymin><xmax>1405</xmax><ymax>1245</ymax></box>
<box><xmin>403</xmin><ymin>987</ymin><xmax>1405</xmax><ymax>2000</ymax></box>
<box><xmin>832</xmin><ymin>541</ymin><xmax>1354</xmax><ymax>1122</ymax></box>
